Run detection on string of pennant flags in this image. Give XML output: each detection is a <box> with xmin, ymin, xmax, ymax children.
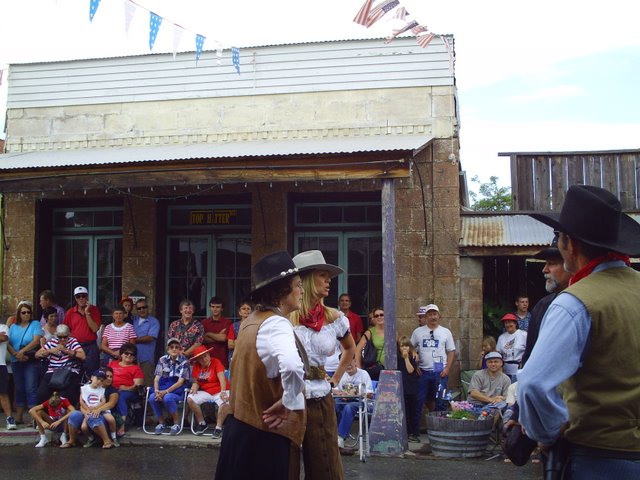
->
<box><xmin>88</xmin><ymin>0</ymin><xmax>241</xmax><ymax>72</ymax></box>
<box><xmin>353</xmin><ymin>0</ymin><xmax>455</xmax><ymax>72</ymax></box>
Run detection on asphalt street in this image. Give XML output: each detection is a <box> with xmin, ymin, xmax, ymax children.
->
<box><xmin>0</xmin><ymin>445</ymin><xmax>542</xmax><ymax>479</ymax></box>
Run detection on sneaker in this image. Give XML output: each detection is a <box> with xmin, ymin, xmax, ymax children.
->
<box><xmin>337</xmin><ymin>436</ymin><xmax>345</xmax><ymax>448</ymax></box>
<box><xmin>154</xmin><ymin>424</ymin><xmax>165</xmax><ymax>435</ymax></box>
<box><xmin>6</xmin><ymin>416</ymin><xmax>17</xmax><ymax>431</ymax></box>
<box><xmin>35</xmin><ymin>437</ymin><xmax>49</xmax><ymax>448</ymax></box>
<box><xmin>408</xmin><ymin>434</ymin><xmax>421</xmax><ymax>443</ymax></box>
<box><xmin>60</xmin><ymin>433</ymin><xmax>68</xmax><ymax>445</ymax></box>
<box><xmin>194</xmin><ymin>423</ymin><xmax>208</xmax><ymax>435</ymax></box>
<box><xmin>211</xmin><ymin>427</ymin><xmax>223</xmax><ymax>439</ymax></box>
<box><xmin>169</xmin><ymin>424</ymin><xmax>180</xmax><ymax>436</ymax></box>
<box><xmin>112</xmin><ymin>437</ymin><xmax>120</xmax><ymax>448</ymax></box>
<box><xmin>83</xmin><ymin>436</ymin><xmax>96</xmax><ymax>448</ymax></box>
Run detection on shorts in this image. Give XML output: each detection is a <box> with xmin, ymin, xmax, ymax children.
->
<box><xmin>0</xmin><ymin>365</ymin><xmax>8</xmax><ymax>394</ymax></box>
<box><xmin>49</xmin><ymin>417</ymin><xmax>65</xmax><ymax>433</ymax></box>
<box><xmin>188</xmin><ymin>390</ymin><xmax>227</xmax><ymax>407</ymax></box>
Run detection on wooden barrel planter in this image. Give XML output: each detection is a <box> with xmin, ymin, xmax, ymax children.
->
<box><xmin>426</xmin><ymin>412</ymin><xmax>493</xmax><ymax>458</ymax></box>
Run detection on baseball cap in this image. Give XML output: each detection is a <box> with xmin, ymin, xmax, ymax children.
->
<box><xmin>501</xmin><ymin>313</ymin><xmax>518</xmax><ymax>322</ymax></box>
<box><xmin>417</xmin><ymin>304</ymin><xmax>439</xmax><ymax>315</ymax></box>
<box><xmin>92</xmin><ymin>369</ymin><xmax>107</xmax><ymax>379</ymax></box>
<box><xmin>166</xmin><ymin>337</ymin><xmax>181</xmax><ymax>347</ymax></box>
<box><xmin>74</xmin><ymin>286</ymin><xmax>89</xmax><ymax>296</ymax></box>
<box><xmin>484</xmin><ymin>351</ymin><xmax>503</xmax><ymax>361</ymax></box>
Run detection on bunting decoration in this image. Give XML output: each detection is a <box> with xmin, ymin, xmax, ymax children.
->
<box><xmin>89</xmin><ymin>0</ymin><xmax>101</xmax><ymax>21</ymax></box>
<box><xmin>232</xmin><ymin>47</ymin><xmax>240</xmax><ymax>74</ymax></box>
<box><xmin>123</xmin><ymin>0</ymin><xmax>136</xmax><ymax>35</ymax></box>
<box><xmin>417</xmin><ymin>32</ymin><xmax>435</xmax><ymax>48</ymax></box>
<box><xmin>173</xmin><ymin>24</ymin><xmax>185</xmax><ymax>59</ymax></box>
<box><xmin>195</xmin><ymin>34</ymin><xmax>206</xmax><ymax>64</ymax></box>
<box><xmin>353</xmin><ymin>0</ymin><xmax>374</xmax><ymax>26</ymax></box>
<box><xmin>364</xmin><ymin>0</ymin><xmax>399</xmax><ymax>28</ymax></box>
<box><xmin>149</xmin><ymin>12</ymin><xmax>162</xmax><ymax>50</ymax></box>
<box><xmin>441</xmin><ymin>35</ymin><xmax>456</xmax><ymax>73</ymax></box>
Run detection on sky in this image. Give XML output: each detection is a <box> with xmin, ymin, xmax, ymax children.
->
<box><xmin>1</xmin><ymin>0</ymin><xmax>639</xmax><ymax>189</ymax></box>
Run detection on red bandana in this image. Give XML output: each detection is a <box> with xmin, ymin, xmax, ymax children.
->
<box><xmin>299</xmin><ymin>303</ymin><xmax>326</xmax><ymax>332</ymax></box>
<box><xmin>569</xmin><ymin>252</ymin><xmax>630</xmax><ymax>286</ymax></box>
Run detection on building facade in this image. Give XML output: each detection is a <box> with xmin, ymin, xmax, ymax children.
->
<box><xmin>0</xmin><ymin>37</ymin><xmax>480</xmax><ymax>368</ymax></box>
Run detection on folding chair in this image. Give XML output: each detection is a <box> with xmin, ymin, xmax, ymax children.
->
<box><xmin>142</xmin><ymin>387</ymin><xmax>189</xmax><ymax>435</ymax></box>
<box><xmin>189</xmin><ymin>400</ymin><xmax>219</xmax><ymax>436</ymax></box>
<box><xmin>342</xmin><ymin>380</ymin><xmax>377</xmax><ymax>462</ymax></box>
<box><xmin>460</xmin><ymin>370</ymin><xmax>479</xmax><ymax>400</ymax></box>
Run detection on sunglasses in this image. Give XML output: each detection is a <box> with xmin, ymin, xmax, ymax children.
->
<box><xmin>168</xmin><ymin>345</ymin><xmax>181</xmax><ymax>349</ymax></box>
<box><xmin>57</xmin><ymin>336</ymin><xmax>68</xmax><ymax>339</ymax></box>
<box><xmin>20</xmin><ymin>311</ymin><xmax>32</xmax><ymax>315</ymax></box>
<box><xmin>75</xmin><ymin>294</ymin><xmax>88</xmax><ymax>299</ymax></box>
<box><xmin>137</xmin><ymin>306</ymin><xmax>148</xmax><ymax>310</ymax></box>
<box><xmin>373</xmin><ymin>313</ymin><xmax>384</xmax><ymax>318</ymax></box>
<box><xmin>122</xmin><ymin>352</ymin><xmax>136</xmax><ymax>357</ymax></box>
<box><xmin>430</xmin><ymin>330</ymin><xmax>435</xmax><ymax>340</ymax></box>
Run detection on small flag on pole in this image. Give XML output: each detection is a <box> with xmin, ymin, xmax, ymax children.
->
<box><xmin>353</xmin><ymin>0</ymin><xmax>374</xmax><ymax>26</ymax></box>
<box><xmin>231</xmin><ymin>47</ymin><xmax>240</xmax><ymax>74</ymax></box>
<box><xmin>365</xmin><ymin>0</ymin><xmax>399</xmax><ymax>28</ymax></box>
<box><xmin>195</xmin><ymin>34</ymin><xmax>206</xmax><ymax>64</ymax></box>
<box><xmin>89</xmin><ymin>0</ymin><xmax>101</xmax><ymax>21</ymax></box>
<box><xmin>149</xmin><ymin>12</ymin><xmax>163</xmax><ymax>50</ymax></box>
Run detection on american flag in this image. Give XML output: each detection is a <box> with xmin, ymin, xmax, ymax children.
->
<box><xmin>385</xmin><ymin>19</ymin><xmax>418</xmax><ymax>43</ymax></box>
<box><xmin>411</xmin><ymin>24</ymin><xmax>429</xmax><ymax>36</ymax></box>
<box><xmin>416</xmin><ymin>32</ymin><xmax>435</xmax><ymax>48</ymax></box>
<box><xmin>353</xmin><ymin>0</ymin><xmax>374</xmax><ymax>26</ymax></box>
<box><xmin>365</xmin><ymin>0</ymin><xmax>400</xmax><ymax>28</ymax></box>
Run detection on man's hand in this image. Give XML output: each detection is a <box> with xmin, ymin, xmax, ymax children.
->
<box><xmin>262</xmin><ymin>399</ymin><xmax>289</xmax><ymax>430</ymax></box>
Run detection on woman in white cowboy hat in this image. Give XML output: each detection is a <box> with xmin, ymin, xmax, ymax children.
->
<box><xmin>215</xmin><ymin>251</ymin><xmax>307</xmax><ymax>480</ymax></box>
<box><xmin>289</xmin><ymin>250</ymin><xmax>356</xmax><ymax>480</ymax></box>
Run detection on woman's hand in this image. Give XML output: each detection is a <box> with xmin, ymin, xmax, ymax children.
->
<box><xmin>262</xmin><ymin>399</ymin><xmax>289</xmax><ymax>430</ymax></box>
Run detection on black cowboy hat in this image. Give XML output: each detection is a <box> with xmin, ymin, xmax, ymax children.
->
<box><xmin>530</xmin><ymin>185</ymin><xmax>640</xmax><ymax>256</ymax></box>
<box><xmin>250</xmin><ymin>251</ymin><xmax>300</xmax><ymax>294</ymax></box>
<box><xmin>533</xmin><ymin>237</ymin><xmax>562</xmax><ymax>260</ymax></box>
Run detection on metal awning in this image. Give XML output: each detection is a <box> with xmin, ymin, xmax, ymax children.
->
<box><xmin>0</xmin><ymin>135</ymin><xmax>432</xmax><ymax>192</ymax></box>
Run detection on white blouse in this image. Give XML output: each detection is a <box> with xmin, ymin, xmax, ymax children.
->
<box><xmin>294</xmin><ymin>313</ymin><xmax>350</xmax><ymax>399</ymax></box>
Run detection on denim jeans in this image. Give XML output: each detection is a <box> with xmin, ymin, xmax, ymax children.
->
<box><xmin>335</xmin><ymin>400</ymin><xmax>360</xmax><ymax>439</ymax></box>
<box><xmin>68</xmin><ymin>410</ymin><xmax>108</xmax><ymax>431</ymax></box>
<box><xmin>150</xmin><ymin>391</ymin><xmax>182</xmax><ymax>417</ymax></box>
<box><xmin>565</xmin><ymin>454</ymin><xmax>640</xmax><ymax>479</ymax></box>
<box><xmin>415</xmin><ymin>370</ymin><xmax>449</xmax><ymax>427</ymax></box>
<box><xmin>117</xmin><ymin>390</ymin><xmax>138</xmax><ymax>416</ymax></box>
<box><xmin>11</xmin><ymin>360</ymin><xmax>40</xmax><ymax>408</ymax></box>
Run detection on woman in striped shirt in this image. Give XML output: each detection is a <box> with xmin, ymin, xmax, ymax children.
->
<box><xmin>101</xmin><ymin>306</ymin><xmax>137</xmax><ymax>366</ymax></box>
<box><xmin>36</xmin><ymin>324</ymin><xmax>85</xmax><ymax>405</ymax></box>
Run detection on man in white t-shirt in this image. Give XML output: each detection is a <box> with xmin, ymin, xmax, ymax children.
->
<box><xmin>1</xmin><ymin>323</ymin><xmax>16</xmax><ymax>430</ymax></box>
<box><xmin>333</xmin><ymin>356</ymin><xmax>374</xmax><ymax>448</ymax></box>
<box><xmin>410</xmin><ymin>304</ymin><xmax>456</xmax><ymax>425</ymax></box>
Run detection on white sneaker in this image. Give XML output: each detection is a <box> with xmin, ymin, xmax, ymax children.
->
<box><xmin>337</xmin><ymin>436</ymin><xmax>345</xmax><ymax>448</ymax></box>
<box><xmin>60</xmin><ymin>433</ymin><xmax>68</xmax><ymax>445</ymax></box>
<box><xmin>35</xmin><ymin>437</ymin><xmax>49</xmax><ymax>448</ymax></box>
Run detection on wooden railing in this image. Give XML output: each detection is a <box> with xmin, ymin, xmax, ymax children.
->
<box><xmin>501</xmin><ymin>150</ymin><xmax>640</xmax><ymax>211</ymax></box>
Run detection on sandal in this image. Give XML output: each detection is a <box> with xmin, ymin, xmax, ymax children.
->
<box><xmin>102</xmin><ymin>442</ymin><xmax>114</xmax><ymax>449</ymax></box>
<box><xmin>60</xmin><ymin>442</ymin><xmax>76</xmax><ymax>449</ymax></box>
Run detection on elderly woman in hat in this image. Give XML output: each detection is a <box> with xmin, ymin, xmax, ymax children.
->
<box><xmin>289</xmin><ymin>250</ymin><xmax>356</xmax><ymax>480</ymax></box>
<box><xmin>497</xmin><ymin>313</ymin><xmax>527</xmax><ymax>382</ymax></box>
<box><xmin>215</xmin><ymin>251</ymin><xmax>307</xmax><ymax>480</ymax></box>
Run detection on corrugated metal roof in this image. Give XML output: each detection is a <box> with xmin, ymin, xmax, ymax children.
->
<box><xmin>0</xmin><ymin>135</ymin><xmax>432</xmax><ymax>170</ymax></box>
<box><xmin>460</xmin><ymin>215</ymin><xmax>554</xmax><ymax>247</ymax></box>
<box><xmin>461</xmin><ymin>213</ymin><xmax>640</xmax><ymax>248</ymax></box>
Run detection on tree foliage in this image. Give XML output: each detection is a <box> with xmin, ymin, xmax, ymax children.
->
<box><xmin>469</xmin><ymin>176</ymin><xmax>512</xmax><ymax>211</ymax></box>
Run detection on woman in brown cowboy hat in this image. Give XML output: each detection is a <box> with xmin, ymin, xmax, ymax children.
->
<box><xmin>289</xmin><ymin>250</ymin><xmax>357</xmax><ymax>480</ymax></box>
<box><xmin>215</xmin><ymin>251</ymin><xmax>307</xmax><ymax>480</ymax></box>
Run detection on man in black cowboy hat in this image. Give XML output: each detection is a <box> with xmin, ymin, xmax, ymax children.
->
<box><xmin>520</xmin><ymin>237</ymin><xmax>572</xmax><ymax>367</ymax></box>
<box><xmin>519</xmin><ymin>185</ymin><xmax>640</xmax><ymax>478</ymax></box>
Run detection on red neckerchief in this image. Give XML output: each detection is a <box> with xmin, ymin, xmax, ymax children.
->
<box><xmin>299</xmin><ymin>303</ymin><xmax>326</xmax><ymax>332</ymax></box>
<box><xmin>569</xmin><ymin>252</ymin><xmax>630</xmax><ymax>285</ymax></box>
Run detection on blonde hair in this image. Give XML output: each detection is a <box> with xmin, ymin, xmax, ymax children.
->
<box><xmin>482</xmin><ymin>335</ymin><xmax>497</xmax><ymax>351</ymax></box>
<box><xmin>289</xmin><ymin>270</ymin><xmax>338</xmax><ymax>325</ymax></box>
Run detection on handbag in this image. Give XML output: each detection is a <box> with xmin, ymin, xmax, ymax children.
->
<box><xmin>49</xmin><ymin>365</ymin><xmax>73</xmax><ymax>390</ymax></box>
<box><xmin>18</xmin><ymin>322</ymin><xmax>40</xmax><ymax>362</ymax></box>
<box><xmin>361</xmin><ymin>334</ymin><xmax>378</xmax><ymax>369</ymax></box>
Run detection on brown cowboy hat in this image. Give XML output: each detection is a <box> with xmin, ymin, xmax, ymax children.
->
<box><xmin>530</xmin><ymin>185</ymin><xmax>640</xmax><ymax>256</ymax></box>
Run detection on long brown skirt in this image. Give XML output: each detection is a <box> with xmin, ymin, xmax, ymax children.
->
<box><xmin>302</xmin><ymin>394</ymin><xmax>344</xmax><ymax>480</ymax></box>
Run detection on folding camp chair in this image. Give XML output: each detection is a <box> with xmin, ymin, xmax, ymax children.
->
<box><xmin>142</xmin><ymin>387</ymin><xmax>189</xmax><ymax>435</ymax></box>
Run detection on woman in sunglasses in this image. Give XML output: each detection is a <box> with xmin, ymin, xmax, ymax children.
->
<box><xmin>108</xmin><ymin>343</ymin><xmax>144</xmax><ymax>437</ymax></box>
<box><xmin>355</xmin><ymin>307</ymin><xmax>386</xmax><ymax>381</ymax></box>
<box><xmin>36</xmin><ymin>324</ymin><xmax>85</xmax><ymax>405</ymax></box>
<box><xmin>7</xmin><ymin>301</ymin><xmax>42</xmax><ymax>425</ymax></box>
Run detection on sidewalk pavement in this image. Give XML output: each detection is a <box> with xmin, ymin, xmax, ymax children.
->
<box><xmin>0</xmin><ymin>415</ymin><xmax>437</xmax><ymax>458</ymax></box>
